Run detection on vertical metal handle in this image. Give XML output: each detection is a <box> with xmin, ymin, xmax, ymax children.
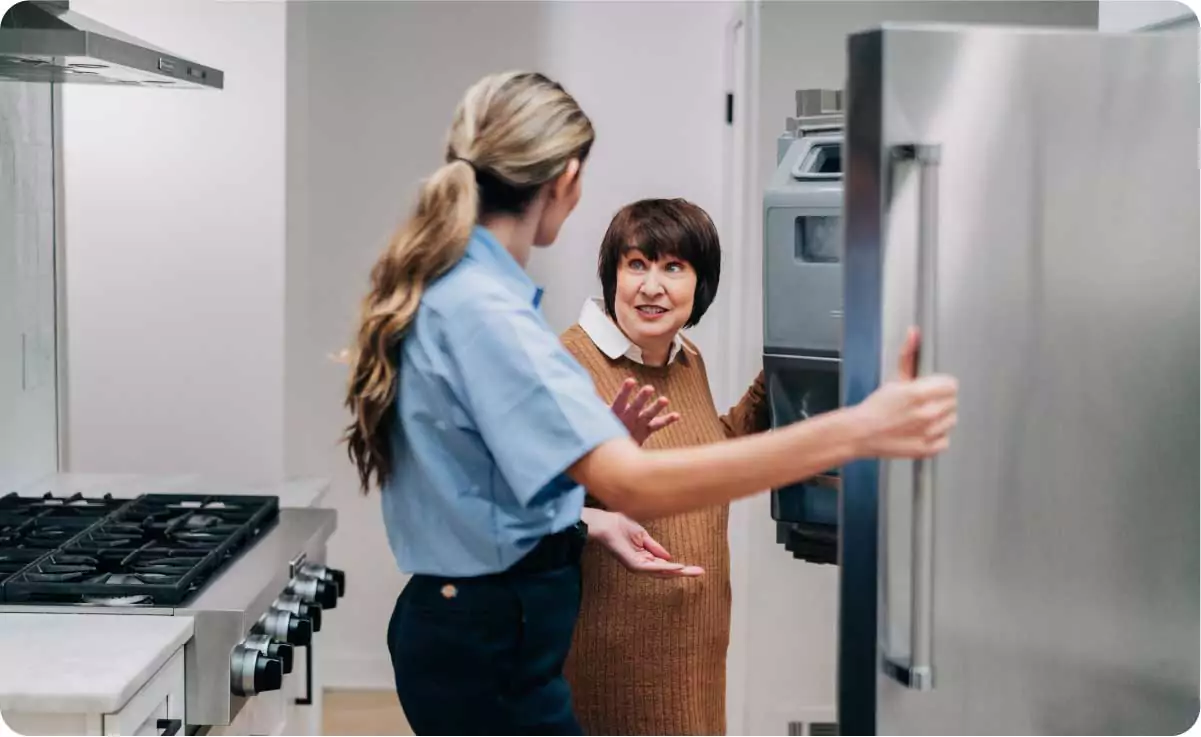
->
<box><xmin>881</xmin><ymin>142</ymin><xmax>941</xmax><ymax>692</ymax></box>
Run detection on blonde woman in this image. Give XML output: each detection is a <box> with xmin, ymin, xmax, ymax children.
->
<box><xmin>343</xmin><ymin>71</ymin><xmax>959</xmax><ymax>735</ymax></box>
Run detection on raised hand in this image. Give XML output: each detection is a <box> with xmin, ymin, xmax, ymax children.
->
<box><xmin>609</xmin><ymin>378</ymin><xmax>681</xmax><ymax>445</ymax></box>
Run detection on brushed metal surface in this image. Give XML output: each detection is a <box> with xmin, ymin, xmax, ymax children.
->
<box><xmin>178</xmin><ymin>508</ymin><xmax>335</xmax><ymax>726</ymax></box>
<box><xmin>844</xmin><ymin>23</ymin><xmax>1199</xmax><ymax>735</ymax></box>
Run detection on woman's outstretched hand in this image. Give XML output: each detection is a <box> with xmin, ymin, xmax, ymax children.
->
<box><xmin>609</xmin><ymin>378</ymin><xmax>681</xmax><ymax>445</ymax></box>
<box><xmin>852</xmin><ymin>327</ymin><xmax>959</xmax><ymax>459</ymax></box>
<box><xmin>582</xmin><ymin>508</ymin><xmax>704</xmax><ymax>578</ymax></box>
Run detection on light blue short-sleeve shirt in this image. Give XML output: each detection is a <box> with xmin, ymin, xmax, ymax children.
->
<box><xmin>380</xmin><ymin>226</ymin><xmax>628</xmax><ymax>577</ymax></box>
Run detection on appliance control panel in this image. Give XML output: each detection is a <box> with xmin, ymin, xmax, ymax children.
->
<box><xmin>229</xmin><ymin>565</ymin><xmax>346</xmax><ymax>696</ymax></box>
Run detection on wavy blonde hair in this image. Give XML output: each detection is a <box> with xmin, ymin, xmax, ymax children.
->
<box><xmin>344</xmin><ymin>71</ymin><xmax>595</xmax><ymax>492</ymax></box>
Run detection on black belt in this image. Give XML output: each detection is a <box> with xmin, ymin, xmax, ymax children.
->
<box><xmin>506</xmin><ymin>521</ymin><xmax>588</xmax><ymax>575</ymax></box>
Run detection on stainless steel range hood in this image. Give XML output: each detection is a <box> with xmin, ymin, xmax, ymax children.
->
<box><xmin>0</xmin><ymin>1</ymin><xmax>223</xmax><ymax>89</ymax></box>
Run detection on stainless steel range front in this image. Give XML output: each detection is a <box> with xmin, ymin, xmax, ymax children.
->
<box><xmin>0</xmin><ymin>491</ymin><xmax>343</xmax><ymax>728</ymax></box>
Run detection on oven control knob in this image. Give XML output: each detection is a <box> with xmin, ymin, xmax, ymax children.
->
<box><xmin>298</xmin><ymin>563</ymin><xmax>346</xmax><ymax>598</ymax></box>
<box><xmin>230</xmin><ymin>643</ymin><xmax>283</xmax><ymax>696</ymax></box>
<box><xmin>257</xmin><ymin>608</ymin><xmax>312</xmax><ymax>647</ymax></box>
<box><xmin>242</xmin><ymin>633</ymin><xmax>294</xmax><ymax>674</ymax></box>
<box><xmin>287</xmin><ymin>574</ymin><xmax>338</xmax><ymax>610</ymax></box>
<box><xmin>272</xmin><ymin>594</ymin><xmax>322</xmax><ymax>632</ymax></box>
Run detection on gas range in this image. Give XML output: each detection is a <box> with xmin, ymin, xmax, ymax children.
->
<box><xmin>0</xmin><ymin>490</ymin><xmax>342</xmax><ymax>728</ymax></box>
<box><xmin>0</xmin><ymin>492</ymin><xmax>279</xmax><ymax>607</ymax></box>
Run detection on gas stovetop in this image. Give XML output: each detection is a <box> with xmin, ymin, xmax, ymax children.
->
<box><xmin>0</xmin><ymin>492</ymin><xmax>279</xmax><ymax>607</ymax></box>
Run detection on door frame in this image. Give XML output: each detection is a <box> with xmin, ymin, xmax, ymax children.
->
<box><xmin>720</xmin><ymin>2</ymin><xmax>760</xmax><ymax>734</ymax></box>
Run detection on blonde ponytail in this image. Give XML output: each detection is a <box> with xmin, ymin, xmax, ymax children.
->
<box><xmin>344</xmin><ymin>71</ymin><xmax>595</xmax><ymax>492</ymax></box>
<box><xmin>342</xmin><ymin>159</ymin><xmax>477</xmax><ymax>492</ymax></box>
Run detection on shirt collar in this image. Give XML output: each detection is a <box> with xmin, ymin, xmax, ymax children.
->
<box><xmin>577</xmin><ymin>298</ymin><xmax>689</xmax><ymax>366</ymax></box>
<box><xmin>463</xmin><ymin>225</ymin><xmax>544</xmax><ymax>308</ymax></box>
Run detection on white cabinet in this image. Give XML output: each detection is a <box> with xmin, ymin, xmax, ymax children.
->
<box><xmin>102</xmin><ymin>649</ymin><xmax>185</xmax><ymax>736</ymax></box>
<box><xmin>2</xmin><ymin>649</ymin><xmax>185</xmax><ymax>737</ymax></box>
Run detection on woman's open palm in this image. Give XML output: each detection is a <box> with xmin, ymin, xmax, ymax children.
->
<box><xmin>609</xmin><ymin>378</ymin><xmax>681</xmax><ymax>445</ymax></box>
<box><xmin>588</xmin><ymin>510</ymin><xmax>704</xmax><ymax>578</ymax></box>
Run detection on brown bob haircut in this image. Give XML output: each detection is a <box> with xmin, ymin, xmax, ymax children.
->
<box><xmin>597</xmin><ymin>198</ymin><xmax>721</xmax><ymax>329</ymax></box>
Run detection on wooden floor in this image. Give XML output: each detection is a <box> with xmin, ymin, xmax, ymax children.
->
<box><xmin>322</xmin><ymin>689</ymin><xmax>413</xmax><ymax>735</ymax></box>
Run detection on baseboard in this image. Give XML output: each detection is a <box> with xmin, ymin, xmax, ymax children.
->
<box><xmin>320</xmin><ymin>651</ymin><xmax>395</xmax><ymax>690</ymax></box>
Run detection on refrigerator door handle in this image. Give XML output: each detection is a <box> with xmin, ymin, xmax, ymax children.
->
<box><xmin>881</xmin><ymin>142</ymin><xmax>941</xmax><ymax>692</ymax></box>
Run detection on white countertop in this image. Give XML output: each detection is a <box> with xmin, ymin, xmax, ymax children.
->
<box><xmin>12</xmin><ymin>473</ymin><xmax>331</xmax><ymax>509</ymax></box>
<box><xmin>0</xmin><ymin>613</ymin><xmax>194</xmax><ymax>714</ymax></box>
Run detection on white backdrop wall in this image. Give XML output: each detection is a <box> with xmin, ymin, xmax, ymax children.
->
<box><xmin>63</xmin><ymin>0</ymin><xmax>288</xmax><ymax>485</ymax></box>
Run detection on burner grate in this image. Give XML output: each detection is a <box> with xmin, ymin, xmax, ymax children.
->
<box><xmin>0</xmin><ymin>492</ymin><xmax>132</xmax><ymax>579</ymax></box>
<box><xmin>0</xmin><ymin>493</ymin><xmax>278</xmax><ymax>606</ymax></box>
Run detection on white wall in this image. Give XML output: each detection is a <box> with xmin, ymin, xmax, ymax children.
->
<box><xmin>63</xmin><ymin>0</ymin><xmax>288</xmax><ymax>485</ymax></box>
<box><xmin>528</xmin><ymin>1</ymin><xmax>733</xmax><ymax>363</ymax></box>
<box><xmin>739</xmin><ymin>2</ymin><xmax>1100</xmax><ymax>733</ymax></box>
<box><xmin>1099</xmin><ymin>0</ymin><xmax>1196</xmax><ymax>30</ymax></box>
<box><xmin>285</xmin><ymin>0</ymin><xmax>740</xmax><ymax>694</ymax></box>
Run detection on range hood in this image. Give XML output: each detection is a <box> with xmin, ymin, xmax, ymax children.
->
<box><xmin>0</xmin><ymin>1</ymin><xmax>223</xmax><ymax>89</ymax></box>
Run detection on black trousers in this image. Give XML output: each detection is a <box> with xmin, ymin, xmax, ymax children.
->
<box><xmin>387</xmin><ymin>526</ymin><xmax>587</xmax><ymax>736</ymax></box>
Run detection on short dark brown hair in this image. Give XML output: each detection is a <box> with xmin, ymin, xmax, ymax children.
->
<box><xmin>597</xmin><ymin>198</ymin><xmax>721</xmax><ymax>329</ymax></box>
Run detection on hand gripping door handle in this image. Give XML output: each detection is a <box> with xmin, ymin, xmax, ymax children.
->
<box><xmin>880</xmin><ymin>143</ymin><xmax>941</xmax><ymax>692</ymax></box>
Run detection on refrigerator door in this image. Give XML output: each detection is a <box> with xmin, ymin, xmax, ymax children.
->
<box><xmin>842</xmin><ymin>24</ymin><xmax>1199</xmax><ymax>735</ymax></box>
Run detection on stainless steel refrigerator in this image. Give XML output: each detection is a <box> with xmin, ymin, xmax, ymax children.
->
<box><xmin>839</xmin><ymin>24</ymin><xmax>1199</xmax><ymax>735</ymax></box>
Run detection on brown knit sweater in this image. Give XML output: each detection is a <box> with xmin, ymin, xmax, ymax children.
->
<box><xmin>560</xmin><ymin>324</ymin><xmax>769</xmax><ymax>736</ymax></box>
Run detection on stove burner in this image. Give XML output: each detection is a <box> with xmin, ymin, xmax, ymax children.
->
<box><xmin>0</xmin><ymin>493</ymin><xmax>279</xmax><ymax>606</ymax></box>
<box><xmin>185</xmin><ymin>513</ymin><xmax>224</xmax><ymax>529</ymax></box>
<box><xmin>83</xmin><ymin>593</ymin><xmax>152</xmax><ymax>607</ymax></box>
<box><xmin>171</xmin><ymin>500</ymin><xmax>238</xmax><ymax>511</ymax></box>
<box><xmin>137</xmin><ymin>558</ymin><xmax>201</xmax><ymax>573</ymax></box>
<box><xmin>43</xmin><ymin>497</ymin><xmax>112</xmax><ymax>509</ymax></box>
<box><xmin>99</xmin><ymin>573</ymin><xmax>145</xmax><ymax>586</ymax></box>
<box><xmin>26</xmin><ymin>565</ymin><xmax>91</xmax><ymax>583</ymax></box>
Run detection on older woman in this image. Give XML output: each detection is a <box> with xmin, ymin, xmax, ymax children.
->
<box><xmin>561</xmin><ymin>198</ymin><xmax>768</xmax><ymax>735</ymax></box>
